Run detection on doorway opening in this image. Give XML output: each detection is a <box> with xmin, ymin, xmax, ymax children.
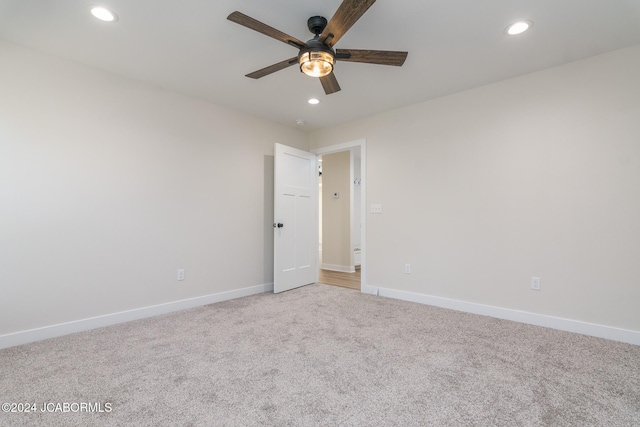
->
<box><xmin>313</xmin><ymin>140</ymin><xmax>366</xmax><ymax>292</ymax></box>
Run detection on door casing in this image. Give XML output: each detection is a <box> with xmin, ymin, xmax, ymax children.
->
<box><xmin>312</xmin><ymin>139</ymin><xmax>370</xmax><ymax>294</ymax></box>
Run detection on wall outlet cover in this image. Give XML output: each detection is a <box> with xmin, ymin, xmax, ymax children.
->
<box><xmin>531</xmin><ymin>276</ymin><xmax>541</xmax><ymax>290</ymax></box>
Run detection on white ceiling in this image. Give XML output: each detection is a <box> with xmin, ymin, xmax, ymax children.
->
<box><xmin>1</xmin><ymin>0</ymin><xmax>640</xmax><ymax>131</ymax></box>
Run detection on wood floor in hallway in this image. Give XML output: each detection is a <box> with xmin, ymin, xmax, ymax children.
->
<box><xmin>318</xmin><ymin>268</ymin><xmax>361</xmax><ymax>291</ymax></box>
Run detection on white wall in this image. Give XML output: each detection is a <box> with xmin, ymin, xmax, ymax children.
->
<box><xmin>0</xmin><ymin>40</ymin><xmax>308</xmax><ymax>337</ymax></box>
<box><xmin>310</xmin><ymin>44</ymin><xmax>640</xmax><ymax>333</ymax></box>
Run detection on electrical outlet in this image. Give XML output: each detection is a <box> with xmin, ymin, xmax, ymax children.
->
<box><xmin>531</xmin><ymin>276</ymin><xmax>541</xmax><ymax>291</ymax></box>
<box><xmin>405</xmin><ymin>264</ymin><xmax>411</xmax><ymax>274</ymax></box>
<box><xmin>177</xmin><ymin>269</ymin><xmax>185</xmax><ymax>281</ymax></box>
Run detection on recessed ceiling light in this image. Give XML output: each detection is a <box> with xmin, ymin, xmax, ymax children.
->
<box><xmin>91</xmin><ymin>6</ymin><xmax>118</xmax><ymax>22</ymax></box>
<box><xmin>308</xmin><ymin>98</ymin><xmax>320</xmax><ymax>105</ymax></box>
<box><xmin>505</xmin><ymin>20</ymin><xmax>532</xmax><ymax>36</ymax></box>
<box><xmin>296</xmin><ymin>119</ymin><xmax>306</xmax><ymax>126</ymax></box>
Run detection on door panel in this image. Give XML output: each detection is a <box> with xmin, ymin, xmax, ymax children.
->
<box><xmin>296</xmin><ymin>194</ymin><xmax>312</xmax><ymax>269</ymax></box>
<box><xmin>280</xmin><ymin>193</ymin><xmax>296</xmax><ymax>272</ymax></box>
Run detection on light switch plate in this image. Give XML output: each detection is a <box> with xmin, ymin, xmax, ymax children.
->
<box><xmin>370</xmin><ymin>204</ymin><xmax>382</xmax><ymax>214</ymax></box>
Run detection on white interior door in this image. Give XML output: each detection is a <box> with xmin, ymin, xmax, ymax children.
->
<box><xmin>274</xmin><ymin>143</ymin><xmax>318</xmax><ymax>293</ymax></box>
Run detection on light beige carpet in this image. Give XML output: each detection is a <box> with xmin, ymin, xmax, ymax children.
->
<box><xmin>1</xmin><ymin>284</ymin><xmax>639</xmax><ymax>426</ymax></box>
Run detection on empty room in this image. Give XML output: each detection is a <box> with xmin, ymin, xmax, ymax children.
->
<box><xmin>1</xmin><ymin>1</ymin><xmax>639</xmax><ymax>425</ymax></box>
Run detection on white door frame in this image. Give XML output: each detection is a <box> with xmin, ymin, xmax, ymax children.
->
<box><xmin>312</xmin><ymin>139</ymin><xmax>372</xmax><ymax>294</ymax></box>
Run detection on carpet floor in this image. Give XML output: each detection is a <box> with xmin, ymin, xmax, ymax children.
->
<box><xmin>1</xmin><ymin>284</ymin><xmax>639</xmax><ymax>426</ymax></box>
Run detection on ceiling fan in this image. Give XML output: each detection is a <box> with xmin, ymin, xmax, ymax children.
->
<box><xmin>227</xmin><ymin>0</ymin><xmax>408</xmax><ymax>95</ymax></box>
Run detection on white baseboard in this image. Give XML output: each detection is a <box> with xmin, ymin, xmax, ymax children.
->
<box><xmin>0</xmin><ymin>283</ymin><xmax>273</xmax><ymax>349</ymax></box>
<box><xmin>321</xmin><ymin>263</ymin><xmax>356</xmax><ymax>273</ymax></box>
<box><xmin>375</xmin><ymin>286</ymin><xmax>640</xmax><ymax>346</ymax></box>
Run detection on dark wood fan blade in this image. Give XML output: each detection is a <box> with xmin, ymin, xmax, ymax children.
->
<box><xmin>320</xmin><ymin>73</ymin><xmax>341</xmax><ymax>95</ymax></box>
<box><xmin>335</xmin><ymin>49</ymin><xmax>408</xmax><ymax>66</ymax></box>
<box><xmin>227</xmin><ymin>11</ymin><xmax>305</xmax><ymax>49</ymax></box>
<box><xmin>319</xmin><ymin>0</ymin><xmax>376</xmax><ymax>47</ymax></box>
<box><xmin>246</xmin><ymin>57</ymin><xmax>299</xmax><ymax>79</ymax></box>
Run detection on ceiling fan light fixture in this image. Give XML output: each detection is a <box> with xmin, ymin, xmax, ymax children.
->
<box><xmin>227</xmin><ymin>1</ymin><xmax>409</xmax><ymax>95</ymax></box>
<box><xmin>299</xmin><ymin>49</ymin><xmax>335</xmax><ymax>78</ymax></box>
